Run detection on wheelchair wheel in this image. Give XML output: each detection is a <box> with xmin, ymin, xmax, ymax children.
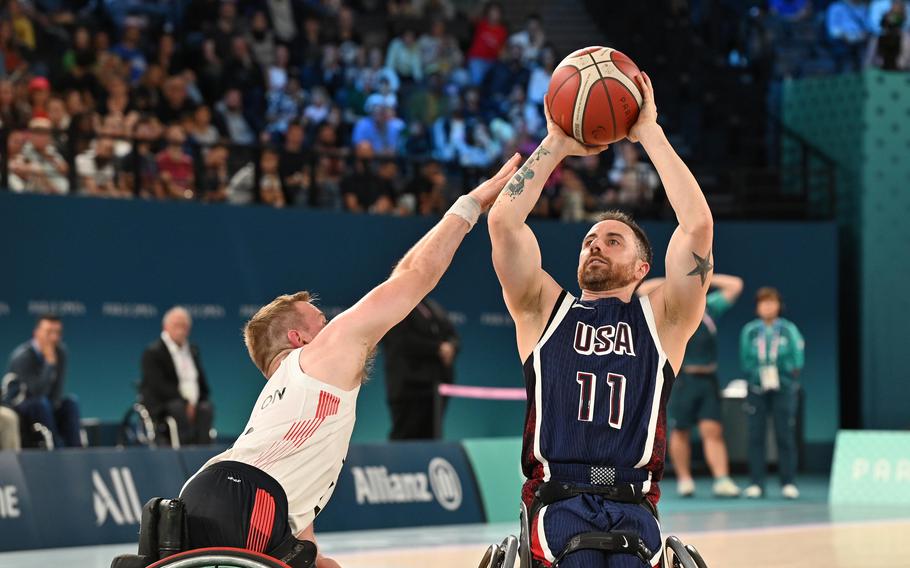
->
<box><xmin>665</xmin><ymin>536</ymin><xmax>708</xmax><ymax>568</ymax></box>
<box><xmin>146</xmin><ymin>547</ymin><xmax>292</xmax><ymax>568</ymax></box>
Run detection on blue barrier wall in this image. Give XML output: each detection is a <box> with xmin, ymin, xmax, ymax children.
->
<box><xmin>0</xmin><ymin>444</ymin><xmax>486</xmax><ymax>551</ymax></box>
<box><xmin>0</xmin><ymin>194</ymin><xmax>838</xmax><ymax>447</ymax></box>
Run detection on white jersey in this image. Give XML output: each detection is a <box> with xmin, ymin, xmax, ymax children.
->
<box><xmin>188</xmin><ymin>348</ymin><xmax>359</xmax><ymax>534</ymax></box>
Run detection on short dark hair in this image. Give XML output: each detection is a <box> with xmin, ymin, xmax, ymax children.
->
<box><xmin>756</xmin><ymin>287</ymin><xmax>782</xmax><ymax>304</ymax></box>
<box><xmin>35</xmin><ymin>314</ymin><xmax>61</xmax><ymax>327</ymax></box>
<box><xmin>595</xmin><ymin>210</ymin><xmax>653</xmax><ymax>264</ymax></box>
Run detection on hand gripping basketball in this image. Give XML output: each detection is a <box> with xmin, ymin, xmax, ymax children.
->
<box><xmin>543</xmin><ymin>100</ymin><xmax>611</xmax><ymax>158</ymax></box>
<box><xmin>626</xmin><ymin>72</ymin><xmax>658</xmax><ymax>144</ymax></box>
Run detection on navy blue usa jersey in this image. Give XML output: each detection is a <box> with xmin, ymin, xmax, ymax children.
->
<box><xmin>521</xmin><ymin>290</ymin><xmax>675</xmax><ymax>506</ymax></box>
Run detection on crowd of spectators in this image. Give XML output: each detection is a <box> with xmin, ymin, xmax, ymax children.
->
<box><xmin>0</xmin><ymin>0</ymin><xmax>663</xmax><ymax>220</ymax></box>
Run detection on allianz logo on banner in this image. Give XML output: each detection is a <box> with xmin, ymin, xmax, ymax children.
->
<box><xmin>92</xmin><ymin>467</ymin><xmax>143</xmax><ymax>527</ymax></box>
<box><xmin>352</xmin><ymin>457</ymin><xmax>463</xmax><ymax>511</ymax></box>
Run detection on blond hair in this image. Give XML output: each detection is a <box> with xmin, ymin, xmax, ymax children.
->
<box><xmin>244</xmin><ymin>291</ymin><xmax>313</xmax><ymax>376</ymax></box>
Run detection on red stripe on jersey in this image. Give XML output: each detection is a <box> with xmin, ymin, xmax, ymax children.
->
<box><xmin>529</xmin><ymin>510</ymin><xmax>552</xmax><ymax>567</ymax></box>
<box><xmin>246</xmin><ymin>488</ymin><xmax>275</xmax><ymax>553</ymax></box>
<box><xmin>256</xmin><ymin>391</ymin><xmax>342</xmax><ymax>468</ymax></box>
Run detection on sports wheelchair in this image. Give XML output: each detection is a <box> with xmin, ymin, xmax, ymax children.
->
<box><xmin>110</xmin><ymin>497</ymin><xmax>317</xmax><ymax>568</ymax></box>
<box><xmin>478</xmin><ymin>500</ymin><xmax>708</xmax><ymax>568</ymax></box>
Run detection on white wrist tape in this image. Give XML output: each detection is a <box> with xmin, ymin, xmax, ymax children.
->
<box><xmin>445</xmin><ymin>195</ymin><xmax>482</xmax><ymax>229</ymax></box>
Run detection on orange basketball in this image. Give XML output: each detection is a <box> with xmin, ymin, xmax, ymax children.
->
<box><xmin>546</xmin><ymin>46</ymin><xmax>643</xmax><ymax>145</ymax></box>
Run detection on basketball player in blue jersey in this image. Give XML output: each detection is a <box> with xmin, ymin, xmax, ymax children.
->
<box><xmin>487</xmin><ymin>72</ymin><xmax>713</xmax><ymax>568</ymax></box>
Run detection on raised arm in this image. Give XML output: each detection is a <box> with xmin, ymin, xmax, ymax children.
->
<box><xmin>313</xmin><ymin>156</ymin><xmax>520</xmax><ymax>371</ymax></box>
<box><xmin>710</xmin><ymin>273</ymin><xmax>744</xmax><ymax>304</ymax></box>
<box><xmin>631</xmin><ymin>74</ymin><xmax>714</xmax><ymax>369</ymax></box>
<box><xmin>487</xmin><ymin>105</ymin><xmax>608</xmax><ymax>359</ymax></box>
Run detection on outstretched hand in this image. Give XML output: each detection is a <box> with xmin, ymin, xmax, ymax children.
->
<box><xmin>543</xmin><ymin>97</ymin><xmax>610</xmax><ymax>157</ymax></box>
<box><xmin>467</xmin><ymin>153</ymin><xmax>522</xmax><ymax>211</ymax></box>
<box><xmin>627</xmin><ymin>72</ymin><xmax>658</xmax><ymax>143</ymax></box>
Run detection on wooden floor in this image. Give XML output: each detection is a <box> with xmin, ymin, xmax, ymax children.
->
<box><xmin>326</xmin><ymin>519</ymin><xmax>910</xmax><ymax>568</ymax></box>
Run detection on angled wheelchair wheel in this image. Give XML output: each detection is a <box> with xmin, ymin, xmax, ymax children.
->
<box><xmin>665</xmin><ymin>536</ymin><xmax>708</xmax><ymax>568</ymax></box>
<box><xmin>146</xmin><ymin>547</ymin><xmax>292</xmax><ymax>568</ymax></box>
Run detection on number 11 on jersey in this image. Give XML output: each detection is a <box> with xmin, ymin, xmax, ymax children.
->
<box><xmin>576</xmin><ymin>372</ymin><xmax>626</xmax><ymax>428</ymax></box>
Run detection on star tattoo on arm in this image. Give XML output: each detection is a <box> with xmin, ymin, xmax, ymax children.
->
<box><xmin>686</xmin><ymin>251</ymin><xmax>714</xmax><ymax>286</ymax></box>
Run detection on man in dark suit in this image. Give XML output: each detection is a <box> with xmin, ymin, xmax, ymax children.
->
<box><xmin>140</xmin><ymin>306</ymin><xmax>213</xmax><ymax>445</ymax></box>
<box><xmin>381</xmin><ymin>297</ymin><xmax>459</xmax><ymax>440</ymax></box>
<box><xmin>4</xmin><ymin>314</ymin><xmax>82</xmax><ymax>448</ymax></box>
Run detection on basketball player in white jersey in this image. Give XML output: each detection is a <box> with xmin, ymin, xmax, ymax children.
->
<box><xmin>178</xmin><ymin>154</ymin><xmax>521</xmax><ymax>567</ymax></box>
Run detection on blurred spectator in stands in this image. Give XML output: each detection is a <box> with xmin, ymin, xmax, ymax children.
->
<box><xmin>225</xmin><ymin>36</ymin><xmax>265</xmax><ymax>105</ymax></box>
<box><xmin>382</xmin><ymin>297</ymin><xmax>459</xmax><ymax>440</ymax></box>
<box><xmin>457</xmin><ymin>122</ymin><xmax>501</xmax><ymax>170</ymax></box>
<box><xmin>4</xmin><ymin>314</ymin><xmax>82</xmax><ymax>448</ymax></box>
<box><xmin>466</xmin><ymin>2</ymin><xmax>508</xmax><ymax>85</ymax></box>
<box><xmin>227</xmin><ymin>146</ymin><xmax>284</xmax><ymax>207</ymax></box>
<box><xmin>156</xmin><ymin>125</ymin><xmax>195</xmax><ymax>199</ymax></box>
<box><xmin>77</xmin><ymin>136</ymin><xmax>125</xmax><ymax>197</ymax></box>
<box><xmin>266</xmin><ymin>76</ymin><xmax>305</xmax><ymax>141</ymax></box>
<box><xmin>268</xmin><ymin>44</ymin><xmax>292</xmax><ymax>95</ymax></box>
<box><xmin>197</xmin><ymin>39</ymin><xmax>224</xmax><ymax>102</ymax></box>
<box><xmin>199</xmin><ymin>141</ymin><xmax>230</xmax><ymax>203</ymax></box>
<box><xmin>46</xmin><ymin>97</ymin><xmax>70</xmax><ymax>152</ymax></box>
<box><xmin>300</xmin><ymin>155</ymin><xmax>343</xmax><ymax>209</ymax></box>
<box><xmin>769</xmin><ymin>0</ymin><xmax>812</xmax><ymax>22</ymax></box>
<box><xmin>96</xmin><ymin>113</ymin><xmax>134</xmax><ymax>158</ymax></box>
<box><xmin>279</xmin><ymin>122</ymin><xmax>310</xmax><ymax>205</ymax></box>
<box><xmin>0</xmin><ymin>80</ymin><xmax>28</xmax><ymax>130</ymax></box>
<box><xmin>258</xmin><ymin>147</ymin><xmax>286</xmax><ymax>208</ymax></box>
<box><xmin>341</xmin><ymin>141</ymin><xmax>395</xmax><ymax>213</ymax></box>
<box><xmin>559</xmin><ymin>167</ymin><xmax>587</xmax><ymax>222</ymax></box>
<box><xmin>352</xmin><ymin>100</ymin><xmax>405</xmax><ymax>157</ymax></box>
<box><xmin>61</xmin><ymin>25</ymin><xmax>94</xmax><ymax>74</ymax></box>
<box><xmin>356</xmin><ymin>46</ymin><xmax>401</xmax><ymax>97</ymax></box>
<box><xmin>0</xmin><ymin>20</ymin><xmax>28</xmax><ymax>78</ymax></box>
<box><xmin>59</xmin><ymin>50</ymin><xmax>103</xmax><ymax>105</ymax></box>
<box><xmin>0</xmin><ymin>405</ymin><xmax>19</xmax><ymax>451</ymax></box>
<box><xmin>299</xmin><ymin>16</ymin><xmax>325</xmax><ymax>78</ymax></box>
<box><xmin>507</xmin><ymin>84</ymin><xmax>543</xmax><ymax>136</ymax></box>
<box><xmin>607</xmin><ymin>141</ymin><xmax>660</xmax><ymax>213</ymax></box>
<box><xmin>866</xmin><ymin>0</ymin><xmax>910</xmax><ymax>69</ymax></box>
<box><xmin>333</xmin><ymin>6</ymin><xmax>362</xmax><ymax>66</ymax></box>
<box><xmin>401</xmin><ymin>160</ymin><xmax>447</xmax><ymax>216</ymax></box>
<box><xmin>187</xmin><ymin>105</ymin><xmax>220</xmax><ymax>150</ymax></box>
<box><xmin>303</xmin><ymin>86</ymin><xmax>331</xmax><ymax>129</ymax></box>
<box><xmin>27</xmin><ymin>76</ymin><xmax>51</xmax><ymax>119</ymax></box>
<box><xmin>419</xmin><ymin>19</ymin><xmax>464</xmax><ymax>77</ymax></box>
<box><xmin>7</xmin><ymin>1</ymin><xmax>34</xmax><ymax>55</ymax></box>
<box><xmin>266</xmin><ymin>0</ymin><xmax>298</xmax><ymax>44</ymax></box>
<box><xmin>318</xmin><ymin>43</ymin><xmax>346</xmax><ymax>99</ymax></box>
<box><xmin>133</xmin><ymin>64</ymin><xmax>165</xmax><ymax>114</ymax></box>
<box><xmin>485</xmin><ymin>43</ymin><xmax>531</xmax><ymax>116</ymax></box>
<box><xmin>141</xmin><ymin>306</ymin><xmax>214</xmax><ymax>446</ymax></box>
<box><xmin>247</xmin><ymin>10</ymin><xmax>276</xmax><ymax>69</ymax></box>
<box><xmin>9</xmin><ymin>117</ymin><xmax>69</xmax><ymax>194</ymax></box>
<box><xmin>157</xmin><ymin>75</ymin><xmax>196</xmax><ymax>126</ymax></box>
<box><xmin>119</xmin><ymin>117</ymin><xmax>160</xmax><ymax>197</ymax></box>
<box><xmin>101</xmin><ymin>76</ymin><xmax>135</xmax><ymax>120</ymax></box>
<box><xmin>527</xmin><ymin>45</ymin><xmax>556</xmax><ymax>106</ymax></box>
<box><xmin>868</xmin><ymin>0</ymin><xmax>910</xmax><ymax>34</ymax></box>
<box><xmin>215</xmin><ymin>88</ymin><xmax>257</xmax><ymax>145</ymax></box>
<box><xmin>509</xmin><ymin>13</ymin><xmax>546</xmax><ymax>65</ymax></box>
<box><xmin>827</xmin><ymin>0</ymin><xmax>871</xmax><ymax>72</ymax></box>
<box><xmin>155</xmin><ymin>33</ymin><xmax>185</xmax><ymax>76</ymax></box>
<box><xmin>740</xmin><ymin>287</ymin><xmax>805</xmax><ymax>499</ymax></box>
<box><xmin>387</xmin><ymin>28</ymin><xmax>424</xmax><ymax>85</ymax></box>
<box><xmin>111</xmin><ymin>20</ymin><xmax>147</xmax><ymax>85</ymax></box>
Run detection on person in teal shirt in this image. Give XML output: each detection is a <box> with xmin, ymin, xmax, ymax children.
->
<box><xmin>740</xmin><ymin>287</ymin><xmax>805</xmax><ymax>499</ymax></box>
<box><xmin>639</xmin><ymin>274</ymin><xmax>743</xmax><ymax>498</ymax></box>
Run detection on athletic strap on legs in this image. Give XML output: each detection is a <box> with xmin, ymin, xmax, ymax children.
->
<box><xmin>536</xmin><ymin>481</ymin><xmax>644</xmax><ymax>507</ymax></box>
<box><xmin>551</xmin><ymin>531</ymin><xmax>654</xmax><ymax>567</ymax></box>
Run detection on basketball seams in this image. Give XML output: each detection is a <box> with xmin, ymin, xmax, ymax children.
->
<box><xmin>587</xmin><ymin>52</ymin><xmax>617</xmax><ymax>143</ymax></box>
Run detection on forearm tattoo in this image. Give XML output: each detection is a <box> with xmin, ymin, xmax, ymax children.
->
<box><xmin>686</xmin><ymin>251</ymin><xmax>714</xmax><ymax>286</ymax></box>
<box><xmin>503</xmin><ymin>146</ymin><xmax>551</xmax><ymax>201</ymax></box>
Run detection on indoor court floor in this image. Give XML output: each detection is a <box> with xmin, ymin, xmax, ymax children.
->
<box><xmin>2</xmin><ymin>476</ymin><xmax>907</xmax><ymax>568</ymax></box>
